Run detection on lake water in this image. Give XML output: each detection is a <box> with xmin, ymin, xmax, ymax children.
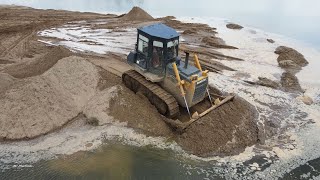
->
<box><xmin>0</xmin><ymin>144</ymin><xmax>218</xmax><ymax>180</ymax></box>
<box><xmin>0</xmin><ymin>0</ymin><xmax>320</xmax><ymax>179</ymax></box>
<box><xmin>1</xmin><ymin>0</ymin><xmax>320</xmax><ymax>49</ymax></box>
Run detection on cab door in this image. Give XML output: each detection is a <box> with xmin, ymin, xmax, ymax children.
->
<box><xmin>136</xmin><ymin>34</ymin><xmax>149</xmax><ymax>69</ymax></box>
<box><xmin>150</xmin><ymin>40</ymin><xmax>165</xmax><ymax>76</ymax></box>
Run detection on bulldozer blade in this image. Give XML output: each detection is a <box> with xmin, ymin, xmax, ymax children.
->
<box><xmin>163</xmin><ymin>94</ymin><xmax>235</xmax><ymax>132</ymax></box>
<box><xmin>181</xmin><ymin>94</ymin><xmax>235</xmax><ymax>130</ymax></box>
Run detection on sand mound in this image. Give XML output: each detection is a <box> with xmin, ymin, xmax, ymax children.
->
<box><xmin>83</xmin><ymin>86</ymin><xmax>119</xmax><ymax>126</ymax></box>
<box><xmin>257</xmin><ymin>77</ymin><xmax>280</xmax><ymax>89</ymax></box>
<box><xmin>202</xmin><ymin>36</ymin><xmax>238</xmax><ymax>49</ymax></box>
<box><xmin>0</xmin><ymin>56</ymin><xmax>100</xmax><ymax>140</ymax></box>
<box><xmin>177</xmin><ymin>96</ymin><xmax>259</xmax><ymax>157</ymax></box>
<box><xmin>275</xmin><ymin>46</ymin><xmax>308</xmax><ymax>67</ymax></box>
<box><xmin>2</xmin><ymin>46</ymin><xmax>72</xmax><ymax>79</ymax></box>
<box><xmin>106</xmin><ymin>85</ymin><xmax>174</xmax><ymax>137</ymax></box>
<box><xmin>274</xmin><ymin>46</ymin><xmax>307</xmax><ymax>93</ymax></box>
<box><xmin>85</xmin><ymin>79</ymin><xmax>259</xmax><ymax>156</ymax></box>
<box><xmin>226</xmin><ymin>23</ymin><xmax>243</xmax><ymax>30</ymax></box>
<box><xmin>297</xmin><ymin>95</ymin><xmax>314</xmax><ymax>105</ymax></box>
<box><xmin>267</xmin><ymin>39</ymin><xmax>275</xmax><ymax>43</ymax></box>
<box><xmin>281</xmin><ymin>72</ymin><xmax>302</xmax><ymax>92</ymax></box>
<box><xmin>83</xmin><ymin>84</ymin><xmax>175</xmax><ymax>137</ymax></box>
<box><xmin>182</xmin><ymin>28</ymin><xmax>198</xmax><ymax>35</ymax></box>
<box><xmin>122</xmin><ymin>7</ymin><xmax>154</xmax><ymax>21</ymax></box>
<box><xmin>246</xmin><ymin>77</ymin><xmax>280</xmax><ymax>89</ymax></box>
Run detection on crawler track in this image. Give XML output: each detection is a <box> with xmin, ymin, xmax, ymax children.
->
<box><xmin>122</xmin><ymin>70</ymin><xmax>180</xmax><ymax>118</ymax></box>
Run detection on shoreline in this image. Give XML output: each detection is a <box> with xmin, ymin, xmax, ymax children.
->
<box><xmin>0</xmin><ymin>5</ymin><xmax>319</xmax><ymax>179</ymax></box>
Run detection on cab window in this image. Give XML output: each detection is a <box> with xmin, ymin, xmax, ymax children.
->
<box><xmin>167</xmin><ymin>40</ymin><xmax>178</xmax><ymax>59</ymax></box>
<box><xmin>151</xmin><ymin>41</ymin><xmax>164</xmax><ymax>69</ymax></box>
<box><xmin>138</xmin><ymin>34</ymin><xmax>149</xmax><ymax>56</ymax></box>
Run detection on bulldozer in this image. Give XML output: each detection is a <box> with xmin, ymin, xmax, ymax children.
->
<box><xmin>122</xmin><ymin>23</ymin><xmax>234</xmax><ymax>130</ymax></box>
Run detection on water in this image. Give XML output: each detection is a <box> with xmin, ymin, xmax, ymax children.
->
<box><xmin>1</xmin><ymin>0</ymin><xmax>320</xmax><ymax>179</ymax></box>
<box><xmin>1</xmin><ymin>144</ymin><xmax>216</xmax><ymax>180</ymax></box>
<box><xmin>1</xmin><ymin>0</ymin><xmax>320</xmax><ymax>49</ymax></box>
<box><xmin>2</xmin><ymin>142</ymin><xmax>319</xmax><ymax>179</ymax></box>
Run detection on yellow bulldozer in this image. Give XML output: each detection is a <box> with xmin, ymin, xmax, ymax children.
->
<box><xmin>122</xmin><ymin>23</ymin><xmax>234</xmax><ymax>130</ymax></box>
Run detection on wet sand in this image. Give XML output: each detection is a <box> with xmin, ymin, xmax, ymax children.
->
<box><xmin>0</xmin><ymin>6</ymin><xmax>319</xmax><ymax>174</ymax></box>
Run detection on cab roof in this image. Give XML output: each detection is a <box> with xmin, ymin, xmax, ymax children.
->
<box><xmin>138</xmin><ymin>23</ymin><xmax>179</xmax><ymax>40</ymax></box>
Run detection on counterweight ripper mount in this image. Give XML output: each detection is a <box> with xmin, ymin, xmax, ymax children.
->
<box><xmin>122</xmin><ymin>23</ymin><xmax>234</xmax><ymax>130</ymax></box>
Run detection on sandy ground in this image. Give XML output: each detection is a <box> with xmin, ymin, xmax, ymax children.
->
<box><xmin>0</xmin><ymin>5</ymin><xmax>317</xmax><ymax>164</ymax></box>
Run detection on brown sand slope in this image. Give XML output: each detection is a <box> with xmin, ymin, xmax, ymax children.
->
<box><xmin>0</xmin><ymin>56</ymin><xmax>100</xmax><ymax>140</ymax></box>
<box><xmin>2</xmin><ymin>46</ymin><xmax>72</xmax><ymax>78</ymax></box>
<box><xmin>89</xmin><ymin>83</ymin><xmax>259</xmax><ymax>157</ymax></box>
<box><xmin>177</xmin><ymin>96</ymin><xmax>258</xmax><ymax>156</ymax></box>
<box><xmin>106</xmin><ymin>86</ymin><xmax>175</xmax><ymax>137</ymax></box>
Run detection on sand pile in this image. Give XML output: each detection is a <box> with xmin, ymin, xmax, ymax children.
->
<box><xmin>281</xmin><ymin>72</ymin><xmax>302</xmax><ymax>92</ymax></box>
<box><xmin>106</xmin><ymin>85</ymin><xmax>174</xmax><ymax>137</ymax></box>
<box><xmin>0</xmin><ymin>56</ymin><xmax>100</xmax><ymax>140</ymax></box>
<box><xmin>275</xmin><ymin>46</ymin><xmax>308</xmax><ymax>68</ymax></box>
<box><xmin>245</xmin><ymin>77</ymin><xmax>280</xmax><ymax>89</ymax></box>
<box><xmin>2</xmin><ymin>46</ymin><xmax>72</xmax><ymax>79</ymax></box>
<box><xmin>182</xmin><ymin>28</ymin><xmax>198</xmax><ymax>35</ymax></box>
<box><xmin>122</xmin><ymin>7</ymin><xmax>154</xmax><ymax>21</ymax></box>
<box><xmin>202</xmin><ymin>36</ymin><xmax>238</xmax><ymax>49</ymax></box>
<box><xmin>274</xmin><ymin>46</ymin><xmax>307</xmax><ymax>93</ymax></box>
<box><xmin>86</xmin><ymin>79</ymin><xmax>259</xmax><ymax>156</ymax></box>
<box><xmin>226</xmin><ymin>23</ymin><xmax>243</xmax><ymax>30</ymax></box>
<box><xmin>177</xmin><ymin>96</ymin><xmax>259</xmax><ymax>157</ymax></box>
<box><xmin>83</xmin><ymin>86</ymin><xmax>123</xmax><ymax>126</ymax></box>
<box><xmin>267</xmin><ymin>39</ymin><xmax>275</xmax><ymax>43</ymax></box>
<box><xmin>81</xmin><ymin>73</ymin><xmax>174</xmax><ymax>137</ymax></box>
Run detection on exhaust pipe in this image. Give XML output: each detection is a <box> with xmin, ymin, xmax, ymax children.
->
<box><xmin>184</xmin><ymin>52</ymin><xmax>189</xmax><ymax>69</ymax></box>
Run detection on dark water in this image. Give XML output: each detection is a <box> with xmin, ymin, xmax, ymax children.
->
<box><xmin>281</xmin><ymin>158</ymin><xmax>320</xmax><ymax>180</ymax></box>
<box><xmin>0</xmin><ymin>0</ymin><xmax>320</xmax><ymax>48</ymax></box>
<box><xmin>1</xmin><ymin>140</ymin><xmax>319</xmax><ymax>179</ymax></box>
<box><xmin>1</xmin><ymin>143</ymin><xmax>223</xmax><ymax>180</ymax></box>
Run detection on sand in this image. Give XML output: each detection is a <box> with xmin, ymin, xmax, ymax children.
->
<box><xmin>121</xmin><ymin>6</ymin><xmax>154</xmax><ymax>21</ymax></box>
<box><xmin>82</xmin><ymin>78</ymin><xmax>259</xmax><ymax>156</ymax></box>
<box><xmin>0</xmin><ymin>6</ymin><xmax>316</xmax><ymax>180</ymax></box>
<box><xmin>226</xmin><ymin>23</ymin><xmax>244</xmax><ymax>30</ymax></box>
<box><xmin>202</xmin><ymin>36</ymin><xmax>238</xmax><ymax>49</ymax></box>
<box><xmin>245</xmin><ymin>77</ymin><xmax>280</xmax><ymax>89</ymax></box>
<box><xmin>274</xmin><ymin>46</ymin><xmax>308</xmax><ymax>93</ymax></box>
<box><xmin>281</xmin><ymin>72</ymin><xmax>303</xmax><ymax>92</ymax></box>
<box><xmin>0</xmin><ymin>72</ymin><xmax>15</xmax><ymax>92</ymax></box>
<box><xmin>0</xmin><ymin>56</ymin><xmax>100</xmax><ymax>140</ymax></box>
<box><xmin>177</xmin><ymin>96</ymin><xmax>259</xmax><ymax>157</ymax></box>
<box><xmin>2</xmin><ymin>46</ymin><xmax>72</xmax><ymax>78</ymax></box>
<box><xmin>275</xmin><ymin>46</ymin><xmax>309</xmax><ymax>67</ymax></box>
<box><xmin>0</xmin><ymin>6</ymin><xmax>273</xmax><ymax>157</ymax></box>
